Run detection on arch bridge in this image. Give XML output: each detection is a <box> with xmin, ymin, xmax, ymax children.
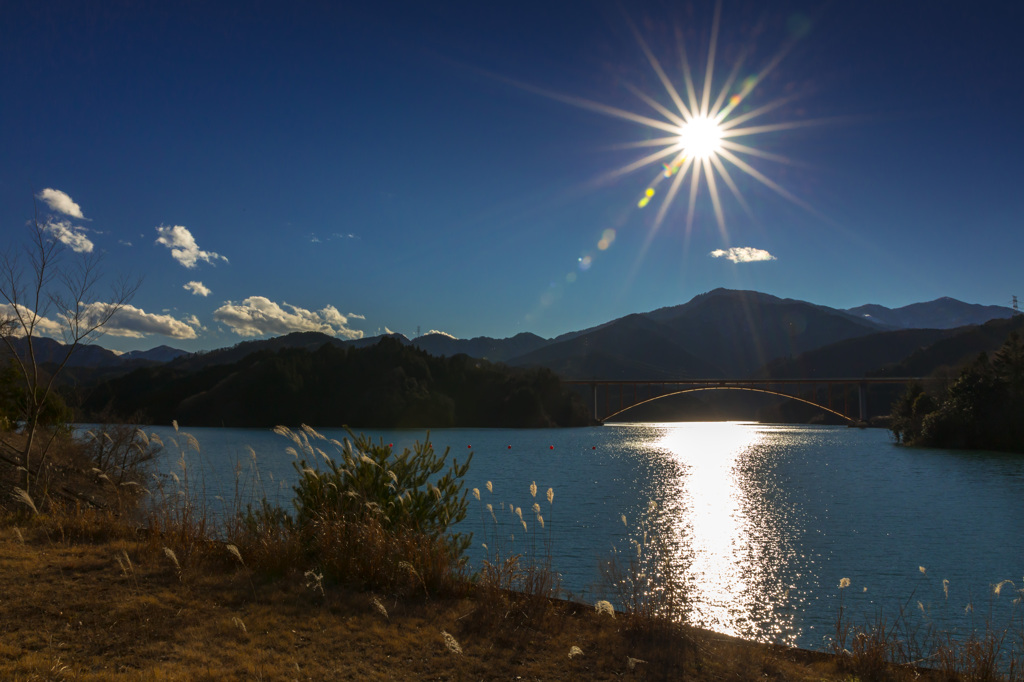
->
<box><xmin>563</xmin><ymin>378</ymin><xmax>927</xmax><ymax>424</ymax></box>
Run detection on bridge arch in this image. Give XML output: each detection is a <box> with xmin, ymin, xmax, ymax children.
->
<box><xmin>601</xmin><ymin>385</ymin><xmax>857</xmax><ymax>424</ymax></box>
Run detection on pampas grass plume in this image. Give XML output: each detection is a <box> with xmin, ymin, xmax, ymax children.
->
<box><xmin>226</xmin><ymin>544</ymin><xmax>244</xmax><ymax>565</ymax></box>
<box><xmin>12</xmin><ymin>488</ymin><xmax>37</xmax><ymax>515</ymax></box>
<box><xmin>371</xmin><ymin>595</ymin><xmax>389</xmax><ymax>620</ymax></box>
<box><xmin>164</xmin><ymin>547</ymin><xmax>181</xmax><ymax>573</ymax></box>
<box><xmin>441</xmin><ymin>630</ymin><xmax>462</xmax><ymax>654</ymax></box>
<box><xmin>994</xmin><ymin>579</ymin><xmax>1014</xmax><ymax>596</ymax></box>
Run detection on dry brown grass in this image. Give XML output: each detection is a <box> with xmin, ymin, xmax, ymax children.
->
<box><xmin>1</xmin><ymin>514</ymin><xmax>961</xmax><ymax>682</ymax></box>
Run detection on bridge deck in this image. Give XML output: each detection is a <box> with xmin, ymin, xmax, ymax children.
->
<box><xmin>563</xmin><ymin>377</ymin><xmax>928</xmax><ymax>423</ymax></box>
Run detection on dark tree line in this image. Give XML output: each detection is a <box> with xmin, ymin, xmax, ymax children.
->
<box><xmin>80</xmin><ymin>337</ymin><xmax>593</xmax><ymax>428</ymax></box>
<box><xmin>890</xmin><ymin>332</ymin><xmax>1024</xmax><ymax>451</ymax></box>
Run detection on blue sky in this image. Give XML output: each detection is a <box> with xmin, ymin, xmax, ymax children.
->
<box><xmin>2</xmin><ymin>0</ymin><xmax>1022</xmax><ymax>353</ymax></box>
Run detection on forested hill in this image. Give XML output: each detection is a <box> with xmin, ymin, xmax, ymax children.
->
<box><xmin>79</xmin><ymin>337</ymin><xmax>592</xmax><ymax>428</ymax></box>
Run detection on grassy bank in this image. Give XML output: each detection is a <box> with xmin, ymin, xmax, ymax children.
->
<box><xmin>0</xmin><ymin>517</ymin><xmax>847</xmax><ymax>681</ymax></box>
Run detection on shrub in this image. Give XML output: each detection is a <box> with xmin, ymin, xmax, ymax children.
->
<box><xmin>276</xmin><ymin>426</ymin><xmax>472</xmax><ymax>593</ymax></box>
<box><xmin>80</xmin><ymin>424</ymin><xmax>162</xmax><ymax>486</ymax></box>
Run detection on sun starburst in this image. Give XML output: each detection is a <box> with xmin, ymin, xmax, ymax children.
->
<box><xmin>547</xmin><ymin>3</ymin><xmax>825</xmax><ymax>244</ymax></box>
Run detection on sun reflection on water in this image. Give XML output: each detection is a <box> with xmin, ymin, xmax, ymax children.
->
<box><xmin>648</xmin><ymin>422</ymin><xmax>799</xmax><ymax>644</ymax></box>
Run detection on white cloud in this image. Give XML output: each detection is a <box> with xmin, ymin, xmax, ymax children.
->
<box><xmin>348</xmin><ymin>312</ymin><xmax>366</xmax><ymax>320</ymax></box>
<box><xmin>212</xmin><ymin>296</ymin><xmax>364</xmax><ymax>339</ymax></box>
<box><xmin>155</xmin><ymin>225</ymin><xmax>228</xmax><ymax>268</ymax></box>
<box><xmin>0</xmin><ymin>303</ymin><xmax>64</xmax><ymax>336</ymax></box>
<box><xmin>36</xmin><ymin>188</ymin><xmax>85</xmax><ymax>219</ymax></box>
<box><xmin>81</xmin><ymin>303</ymin><xmax>199</xmax><ymax>339</ymax></box>
<box><xmin>183</xmin><ymin>281</ymin><xmax>211</xmax><ymax>297</ymax></box>
<box><xmin>1</xmin><ymin>302</ymin><xmax>198</xmax><ymax>340</ymax></box>
<box><xmin>41</xmin><ymin>218</ymin><xmax>94</xmax><ymax>253</ymax></box>
<box><xmin>709</xmin><ymin>247</ymin><xmax>777</xmax><ymax>264</ymax></box>
<box><xmin>309</xmin><ymin>232</ymin><xmax>359</xmax><ymax>243</ymax></box>
<box><xmin>425</xmin><ymin>329</ymin><xmax>457</xmax><ymax>339</ymax></box>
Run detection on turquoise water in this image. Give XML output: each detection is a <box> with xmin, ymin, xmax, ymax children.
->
<box><xmin>140</xmin><ymin>422</ymin><xmax>1024</xmax><ymax>651</ymax></box>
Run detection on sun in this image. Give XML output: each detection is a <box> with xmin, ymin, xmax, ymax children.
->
<box><xmin>678</xmin><ymin>115</ymin><xmax>723</xmax><ymax>160</ymax></box>
<box><xmin>529</xmin><ymin>3</ymin><xmax>824</xmax><ymax>242</ymax></box>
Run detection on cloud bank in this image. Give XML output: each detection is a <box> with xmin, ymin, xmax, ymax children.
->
<box><xmin>183</xmin><ymin>281</ymin><xmax>211</xmax><ymax>297</ymax></box>
<box><xmin>1</xmin><ymin>303</ymin><xmax>198</xmax><ymax>339</ymax></box>
<box><xmin>155</xmin><ymin>225</ymin><xmax>228</xmax><ymax>268</ymax></box>
<box><xmin>709</xmin><ymin>247</ymin><xmax>777</xmax><ymax>263</ymax></box>
<box><xmin>425</xmin><ymin>329</ymin><xmax>457</xmax><ymax>339</ymax></box>
<box><xmin>36</xmin><ymin>188</ymin><xmax>85</xmax><ymax>219</ymax></box>
<box><xmin>41</xmin><ymin>219</ymin><xmax>94</xmax><ymax>253</ymax></box>
<box><xmin>87</xmin><ymin>303</ymin><xmax>199</xmax><ymax>339</ymax></box>
<box><xmin>212</xmin><ymin>296</ymin><xmax>364</xmax><ymax>339</ymax></box>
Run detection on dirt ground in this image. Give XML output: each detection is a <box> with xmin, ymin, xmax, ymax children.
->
<box><xmin>0</xmin><ymin>520</ymin><xmax>855</xmax><ymax>682</ymax></box>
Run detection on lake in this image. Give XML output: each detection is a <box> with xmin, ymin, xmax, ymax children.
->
<box><xmin>137</xmin><ymin>421</ymin><xmax>1024</xmax><ymax>652</ymax></box>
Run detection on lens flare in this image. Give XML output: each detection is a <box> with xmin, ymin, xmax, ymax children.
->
<box><xmin>608</xmin><ymin>5</ymin><xmax>822</xmax><ymax>240</ymax></box>
<box><xmin>516</xmin><ymin>2</ymin><xmax>829</xmax><ymax>244</ymax></box>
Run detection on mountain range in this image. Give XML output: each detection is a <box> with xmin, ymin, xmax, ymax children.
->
<box><xmin>6</xmin><ymin>289</ymin><xmax>1020</xmax><ymax>385</ymax></box>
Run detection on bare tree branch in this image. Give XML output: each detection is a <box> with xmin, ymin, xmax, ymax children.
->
<box><xmin>1</xmin><ymin>199</ymin><xmax>139</xmax><ymax>498</ymax></box>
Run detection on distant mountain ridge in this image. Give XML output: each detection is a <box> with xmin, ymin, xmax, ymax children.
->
<box><xmin>845</xmin><ymin>297</ymin><xmax>1017</xmax><ymax>330</ymax></box>
<box><xmin>120</xmin><ymin>345</ymin><xmax>189</xmax><ymax>363</ymax></box>
<box><xmin>0</xmin><ymin>337</ymin><xmax>189</xmax><ymax>369</ymax></box>
<box><xmin>410</xmin><ymin>331</ymin><xmax>548</xmax><ymax>363</ymax></box>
